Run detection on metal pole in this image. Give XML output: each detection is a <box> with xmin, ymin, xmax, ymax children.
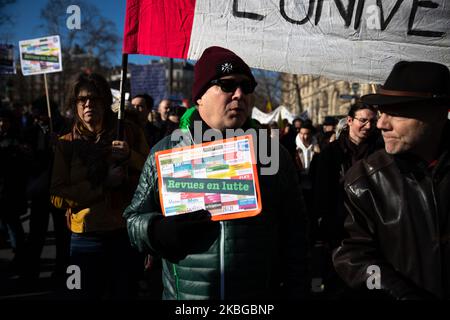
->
<box><xmin>43</xmin><ymin>73</ymin><xmax>53</xmax><ymax>135</ymax></box>
<box><xmin>117</xmin><ymin>53</ymin><xmax>128</xmax><ymax>140</ymax></box>
<box><xmin>169</xmin><ymin>58</ymin><xmax>173</xmax><ymax>96</ymax></box>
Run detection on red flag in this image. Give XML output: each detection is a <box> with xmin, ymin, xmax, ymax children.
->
<box><xmin>123</xmin><ymin>0</ymin><xmax>196</xmax><ymax>58</ymax></box>
<box><xmin>122</xmin><ymin>0</ymin><xmax>450</xmax><ymax>83</ymax></box>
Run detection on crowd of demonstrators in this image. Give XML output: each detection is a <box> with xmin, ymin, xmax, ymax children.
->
<box><xmin>49</xmin><ymin>72</ymin><xmax>149</xmax><ymax>299</ymax></box>
<box><xmin>0</xmin><ymin>74</ymin><xmax>190</xmax><ymax>299</ymax></box>
<box><xmin>124</xmin><ymin>46</ymin><xmax>309</xmax><ymax>300</ymax></box>
<box><xmin>334</xmin><ymin>61</ymin><xmax>450</xmax><ymax>300</ymax></box>
<box><xmin>120</xmin><ymin>57</ymin><xmax>449</xmax><ymax>301</ymax></box>
<box><xmin>0</xmin><ymin>97</ymin><xmax>72</xmax><ymax>288</ymax></box>
<box><xmin>20</xmin><ymin>98</ymin><xmax>72</xmax><ymax>286</ymax></box>
<box><xmin>1</xmin><ymin>52</ymin><xmax>449</xmax><ymax>301</ymax></box>
<box><xmin>258</xmin><ymin>60</ymin><xmax>450</xmax><ymax>301</ymax></box>
<box><xmin>0</xmin><ymin>108</ymin><xmax>28</xmax><ymax>274</ymax></box>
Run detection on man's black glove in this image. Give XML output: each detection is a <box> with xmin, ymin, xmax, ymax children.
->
<box><xmin>149</xmin><ymin>210</ymin><xmax>220</xmax><ymax>262</ymax></box>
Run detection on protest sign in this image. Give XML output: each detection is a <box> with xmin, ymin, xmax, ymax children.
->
<box><xmin>130</xmin><ymin>63</ymin><xmax>167</xmax><ymax>107</ymax></box>
<box><xmin>19</xmin><ymin>35</ymin><xmax>62</xmax><ymax>76</ymax></box>
<box><xmin>155</xmin><ymin>135</ymin><xmax>262</xmax><ymax>221</ymax></box>
<box><xmin>0</xmin><ymin>44</ymin><xmax>15</xmax><ymax>75</ymax></box>
<box><xmin>19</xmin><ymin>35</ymin><xmax>63</xmax><ymax>134</ymax></box>
<box><xmin>123</xmin><ymin>0</ymin><xmax>450</xmax><ymax>83</ymax></box>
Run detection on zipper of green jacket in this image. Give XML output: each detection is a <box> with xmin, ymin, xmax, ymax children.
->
<box><xmin>220</xmin><ymin>221</ymin><xmax>225</xmax><ymax>300</ymax></box>
<box><xmin>180</xmin><ymin>108</ymin><xmax>229</xmax><ymax>299</ymax></box>
<box><xmin>173</xmin><ymin>264</ymin><xmax>180</xmax><ymax>300</ymax></box>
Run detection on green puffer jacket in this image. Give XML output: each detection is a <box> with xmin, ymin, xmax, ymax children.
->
<box><xmin>123</xmin><ymin>109</ymin><xmax>309</xmax><ymax>300</ymax></box>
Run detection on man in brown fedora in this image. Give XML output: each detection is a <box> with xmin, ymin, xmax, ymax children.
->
<box><xmin>333</xmin><ymin>61</ymin><xmax>450</xmax><ymax>300</ymax></box>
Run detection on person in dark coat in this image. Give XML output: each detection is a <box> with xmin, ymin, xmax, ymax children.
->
<box><xmin>334</xmin><ymin>61</ymin><xmax>450</xmax><ymax>300</ymax></box>
<box><xmin>312</xmin><ymin>102</ymin><xmax>383</xmax><ymax>298</ymax></box>
<box><xmin>0</xmin><ymin>107</ymin><xmax>28</xmax><ymax>272</ymax></box>
<box><xmin>20</xmin><ymin>98</ymin><xmax>71</xmax><ymax>285</ymax></box>
<box><xmin>316</xmin><ymin>116</ymin><xmax>337</xmax><ymax>151</ymax></box>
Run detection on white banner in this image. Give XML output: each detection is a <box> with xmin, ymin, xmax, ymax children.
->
<box><xmin>187</xmin><ymin>0</ymin><xmax>450</xmax><ymax>83</ymax></box>
<box><xmin>252</xmin><ymin>106</ymin><xmax>296</xmax><ymax>124</ymax></box>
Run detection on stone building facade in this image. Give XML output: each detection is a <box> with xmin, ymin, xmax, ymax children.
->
<box><xmin>281</xmin><ymin>73</ymin><xmax>377</xmax><ymax>124</ymax></box>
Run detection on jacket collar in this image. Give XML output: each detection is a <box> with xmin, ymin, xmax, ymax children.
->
<box><xmin>433</xmin><ymin>120</ymin><xmax>450</xmax><ymax>175</ymax></box>
<box><xmin>179</xmin><ymin>107</ymin><xmax>257</xmax><ymax>145</ymax></box>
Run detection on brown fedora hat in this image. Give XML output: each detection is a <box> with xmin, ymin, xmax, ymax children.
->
<box><xmin>361</xmin><ymin>61</ymin><xmax>450</xmax><ymax>106</ymax></box>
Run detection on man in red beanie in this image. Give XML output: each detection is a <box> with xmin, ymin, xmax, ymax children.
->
<box><xmin>124</xmin><ymin>46</ymin><xmax>309</xmax><ymax>300</ymax></box>
<box><xmin>191</xmin><ymin>46</ymin><xmax>257</xmax><ymax>131</ymax></box>
<box><xmin>333</xmin><ymin>61</ymin><xmax>450</xmax><ymax>300</ymax></box>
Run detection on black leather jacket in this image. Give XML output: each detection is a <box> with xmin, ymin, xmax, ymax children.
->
<box><xmin>333</xmin><ymin>121</ymin><xmax>450</xmax><ymax>299</ymax></box>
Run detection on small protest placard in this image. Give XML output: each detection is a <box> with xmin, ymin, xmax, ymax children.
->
<box><xmin>130</xmin><ymin>64</ymin><xmax>167</xmax><ymax>107</ymax></box>
<box><xmin>19</xmin><ymin>35</ymin><xmax>62</xmax><ymax>76</ymax></box>
<box><xmin>156</xmin><ymin>135</ymin><xmax>262</xmax><ymax>221</ymax></box>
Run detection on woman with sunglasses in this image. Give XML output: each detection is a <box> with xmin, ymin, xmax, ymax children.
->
<box><xmin>50</xmin><ymin>72</ymin><xmax>149</xmax><ymax>299</ymax></box>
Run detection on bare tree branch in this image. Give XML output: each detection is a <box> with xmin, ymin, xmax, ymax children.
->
<box><xmin>38</xmin><ymin>0</ymin><xmax>121</xmax><ymax>111</ymax></box>
<box><xmin>40</xmin><ymin>0</ymin><xmax>120</xmax><ymax>68</ymax></box>
<box><xmin>0</xmin><ymin>0</ymin><xmax>15</xmax><ymax>26</ymax></box>
<box><xmin>253</xmin><ymin>69</ymin><xmax>283</xmax><ymax>111</ymax></box>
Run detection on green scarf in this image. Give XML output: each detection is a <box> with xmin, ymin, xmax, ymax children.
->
<box><xmin>179</xmin><ymin>106</ymin><xmax>259</xmax><ymax>131</ymax></box>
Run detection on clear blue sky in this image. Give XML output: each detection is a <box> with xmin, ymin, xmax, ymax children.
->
<box><xmin>3</xmin><ymin>0</ymin><xmax>158</xmax><ymax>65</ymax></box>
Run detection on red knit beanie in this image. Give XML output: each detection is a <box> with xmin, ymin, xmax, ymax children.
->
<box><xmin>192</xmin><ymin>46</ymin><xmax>257</xmax><ymax>103</ymax></box>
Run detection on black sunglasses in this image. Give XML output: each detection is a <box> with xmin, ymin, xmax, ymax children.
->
<box><xmin>76</xmin><ymin>95</ymin><xmax>102</xmax><ymax>105</ymax></box>
<box><xmin>210</xmin><ymin>78</ymin><xmax>256</xmax><ymax>94</ymax></box>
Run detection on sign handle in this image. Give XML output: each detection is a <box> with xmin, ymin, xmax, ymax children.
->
<box><xmin>117</xmin><ymin>53</ymin><xmax>128</xmax><ymax>140</ymax></box>
<box><xmin>43</xmin><ymin>73</ymin><xmax>53</xmax><ymax>135</ymax></box>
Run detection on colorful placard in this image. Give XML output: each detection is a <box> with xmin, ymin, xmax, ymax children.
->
<box><xmin>19</xmin><ymin>35</ymin><xmax>62</xmax><ymax>76</ymax></box>
<box><xmin>155</xmin><ymin>134</ymin><xmax>262</xmax><ymax>221</ymax></box>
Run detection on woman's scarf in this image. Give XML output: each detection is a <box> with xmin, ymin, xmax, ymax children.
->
<box><xmin>72</xmin><ymin>120</ymin><xmax>115</xmax><ymax>187</ymax></box>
